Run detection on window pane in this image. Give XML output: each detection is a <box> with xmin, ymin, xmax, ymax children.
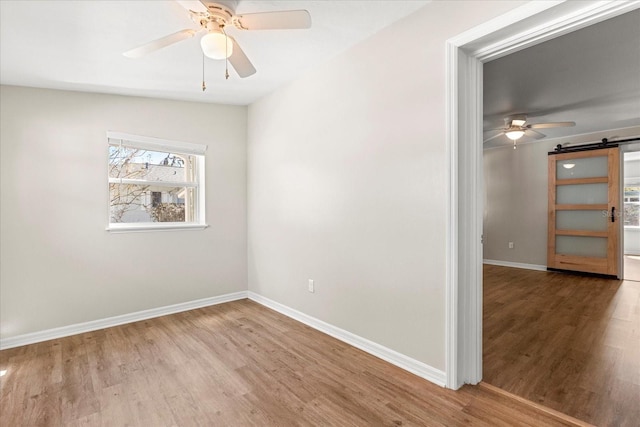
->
<box><xmin>109</xmin><ymin>184</ymin><xmax>195</xmax><ymax>223</ymax></box>
<box><xmin>625</xmin><ymin>186</ymin><xmax>640</xmax><ymax>226</ymax></box>
<box><xmin>624</xmin><ymin>204</ymin><xmax>639</xmax><ymax>226</ymax></box>
<box><xmin>556</xmin><ymin>236</ymin><xmax>607</xmax><ymax>257</ymax></box>
<box><xmin>556</xmin><ymin>210</ymin><xmax>608</xmax><ymax>232</ymax></box>
<box><xmin>556</xmin><ymin>156</ymin><xmax>608</xmax><ymax>179</ymax></box>
<box><xmin>109</xmin><ymin>145</ymin><xmax>193</xmax><ymax>183</ymax></box>
<box><xmin>556</xmin><ymin>183</ymin><xmax>608</xmax><ymax>205</ymax></box>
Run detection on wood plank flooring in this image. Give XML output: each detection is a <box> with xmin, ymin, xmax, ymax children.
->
<box><xmin>483</xmin><ymin>264</ymin><xmax>640</xmax><ymax>427</ymax></box>
<box><xmin>2</xmin><ymin>299</ymin><xmax>582</xmax><ymax>426</ymax></box>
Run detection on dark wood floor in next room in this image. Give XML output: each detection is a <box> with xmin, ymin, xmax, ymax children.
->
<box><xmin>1</xmin><ymin>299</ymin><xmax>586</xmax><ymax>426</ymax></box>
<box><xmin>483</xmin><ymin>264</ymin><xmax>640</xmax><ymax>427</ymax></box>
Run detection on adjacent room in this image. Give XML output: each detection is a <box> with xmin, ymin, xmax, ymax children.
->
<box><xmin>482</xmin><ymin>9</ymin><xmax>640</xmax><ymax>426</ymax></box>
<box><xmin>1</xmin><ymin>1</ymin><xmax>638</xmax><ymax>426</ymax></box>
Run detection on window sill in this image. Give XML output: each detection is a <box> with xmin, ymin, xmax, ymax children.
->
<box><xmin>106</xmin><ymin>223</ymin><xmax>208</xmax><ymax>233</ymax></box>
<box><xmin>624</xmin><ymin>226</ymin><xmax>640</xmax><ymax>230</ymax></box>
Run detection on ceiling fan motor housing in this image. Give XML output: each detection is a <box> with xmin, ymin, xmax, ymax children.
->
<box><xmin>192</xmin><ymin>3</ymin><xmax>233</xmax><ymax>29</ymax></box>
<box><xmin>205</xmin><ymin>4</ymin><xmax>233</xmax><ymax>21</ymax></box>
<box><xmin>506</xmin><ymin>114</ymin><xmax>527</xmax><ymax>127</ymax></box>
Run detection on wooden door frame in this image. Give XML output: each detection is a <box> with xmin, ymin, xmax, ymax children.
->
<box><xmin>445</xmin><ymin>1</ymin><xmax>639</xmax><ymax>389</ymax></box>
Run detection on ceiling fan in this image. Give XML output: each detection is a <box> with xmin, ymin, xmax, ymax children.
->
<box><xmin>484</xmin><ymin>115</ymin><xmax>576</xmax><ymax>148</ymax></box>
<box><xmin>123</xmin><ymin>0</ymin><xmax>312</xmax><ymax>80</ymax></box>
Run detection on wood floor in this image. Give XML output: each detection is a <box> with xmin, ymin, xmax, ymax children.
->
<box><xmin>1</xmin><ymin>300</ymin><xmax>583</xmax><ymax>426</ymax></box>
<box><xmin>483</xmin><ymin>264</ymin><xmax>640</xmax><ymax>427</ymax></box>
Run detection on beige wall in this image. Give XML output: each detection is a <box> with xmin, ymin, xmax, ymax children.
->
<box><xmin>0</xmin><ymin>86</ymin><xmax>247</xmax><ymax>339</ymax></box>
<box><xmin>247</xmin><ymin>1</ymin><xmax>526</xmax><ymax>371</ymax></box>
<box><xmin>483</xmin><ymin>126</ymin><xmax>640</xmax><ymax>266</ymax></box>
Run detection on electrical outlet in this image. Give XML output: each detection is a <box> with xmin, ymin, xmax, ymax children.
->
<box><xmin>308</xmin><ymin>279</ymin><xmax>314</xmax><ymax>293</ymax></box>
<box><xmin>509</xmin><ymin>242</ymin><xmax>514</xmax><ymax>249</ymax></box>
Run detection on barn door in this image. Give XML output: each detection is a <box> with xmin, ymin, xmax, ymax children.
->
<box><xmin>548</xmin><ymin>147</ymin><xmax>620</xmax><ymax>277</ymax></box>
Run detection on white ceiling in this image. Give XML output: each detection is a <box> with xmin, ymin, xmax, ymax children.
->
<box><xmin>483</xmin><ymin>8</ymin><xmax>640</xmax><ymax>149</ymax></box>
<box><xmin>3</xmin><ymin>0</ymin><xmax>638</xmax><ymax>140</ymax></box>
<box><xmin>0</xmin><ymin>0</ymin><xmax>428</xmax><ymax>106</ymax></box>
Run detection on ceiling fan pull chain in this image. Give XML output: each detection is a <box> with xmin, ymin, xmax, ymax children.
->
<box><xmin>202</xmin><ymin>53</ymin><xmax>207</xmax><ymax>91</ymax></box>
<box><xmin>223</xmin><ymin>27</ymin><xmax>230</xmax><ymax>80</ymax></box>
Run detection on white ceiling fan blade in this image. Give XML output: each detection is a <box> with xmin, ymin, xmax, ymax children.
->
<box><xmin>528</xmin><ymin>121</ymin><xmax>576</xmax><ymax>129</ymax></box>
<box><xmin>228</xmin><ymin>36</ymin><xmax>256</xmax><ymax>78</ymax></box>
<box><xmin>483</xmin><ymin>132</ymin><xmax>505</xmax><ymax>143</ymax></box>
<box><xmin>123</xmin><ymin>29</ymin><xmax>198</xmax><ymax>58</ymax></box>
<box><xmin>484</xmin><ymin>128</ymin><xmax>506</xmax><ymax>133</ymax></box>
<box><xmin>235</xmin><ymin>10</ymin><xmax>312</xmax><ymax>30</ymax></box>
<box><xmin>525</xmin><ymin>129</ymin><xmax>546</xmax><ymax>139</ymax></box>
<box><xmin>176</xmin><ymin>1</ymin><xmax>208</xmax><ymax>13</ymax></box>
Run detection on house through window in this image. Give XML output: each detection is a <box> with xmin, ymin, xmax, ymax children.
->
<box><xmin>107</xmin><ymin>132</ymin><xmax>207</xmax><ymax>232</ymax></box>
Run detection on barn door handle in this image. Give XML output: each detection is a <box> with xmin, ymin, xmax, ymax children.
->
<box><xmin>611</xmin><ymin>207</ymin><xmax>615</xmax><ymax>223</ymax></box>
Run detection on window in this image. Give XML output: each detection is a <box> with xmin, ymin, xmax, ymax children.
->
<box><xmin>107</xmin><ymin>132</ymin><xmax>207</xmax><ymax>232</ymax></box>
<box><xmin>624</xmin><ymin>185</ymin><xmax>640</xmax><ymax>227</ymax></box>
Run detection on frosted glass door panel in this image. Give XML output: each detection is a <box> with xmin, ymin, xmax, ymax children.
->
<box><xmin>556</xmin><ymin>236</ymin><xmax>607</xmax><ymax>257</ymax></box>
<box><xmin>556</xmin><ymin>156</ymin><xmax>608</xmax><ymax>179</ymax></box>
<box><xmin>556</xmin><ymin>210</ymin><xmax>608</xmax><ymax>231</ymax></box>
<box><xmin>556</xmin><ymin>183</ymin><xmax>608</xmax><ymax>204</ymax></box>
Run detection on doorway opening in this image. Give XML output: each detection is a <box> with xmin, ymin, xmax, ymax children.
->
<box><xmin>446</xmin><ymin>0</ymin><xmax>640</xmax><ymax>408</ymax></box>
<box><xmin>447</xmin><ymin>2</ymin><xmax>640</xmax><ymax>425</ymax></box>
<box><xmin>447</xmin><ymin>0</ymin><xmax>639</xmax><ymax>390</ymax></box>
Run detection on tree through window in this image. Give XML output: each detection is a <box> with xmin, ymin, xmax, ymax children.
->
<box><xmin>624</xmin><ymin>186</ymin><xmax>640</xmax><ymax>227</ymax></box>
<box><xmin>107</xmin><ymin>132</ymin><xmax>207</xmax><ymax>232</ymax></box>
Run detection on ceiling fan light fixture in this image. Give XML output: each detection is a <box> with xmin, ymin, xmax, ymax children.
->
<box><xmin>505</xmin><ymin>130</ymin><xmax>525</xmax><ymax>141</ymax></box>
<box><xmin>200</xmin><ymin>31</ymin><xmax>233</xmax><ymax>59</ymax></box>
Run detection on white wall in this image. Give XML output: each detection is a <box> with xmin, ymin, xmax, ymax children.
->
<box><xmin>0</xmin><ymin>86</ymin><xmax>247</xmax><ymax>339</ymax></box>
<box><xmin>247</xmin><ymin>1</ymin><xmax>525</xmax><ymax>371</ymax></box>
<box><xmin>624</xmin><ymin>154</ymin><xmax>640</xmax><ymax>254</ymax></box>
<box><xmin>483</xmin><ymin>127</ymin><xmax>640</xmax><ymax>266</ymax></box>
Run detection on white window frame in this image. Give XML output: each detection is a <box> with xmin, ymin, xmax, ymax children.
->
<box><xmin>106</xmin><ymin>131</ymin><xmax>208</xmax><ymax>233</ymax></box>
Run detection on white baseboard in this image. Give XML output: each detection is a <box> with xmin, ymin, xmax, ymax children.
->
<box><xmin>3</xmin><ymin>290</ymin><xmax>447</xmax><ymax>388</ymax></box>
<box><xmin>247</xmin><ymin>291</ymin><xmax>446</xmax><ymax>387</ymax></box>
<box><xmin>0</xmin><ymin>291</ymin><xmax>248</xmax><ymax>350</ymax></box>
<box><xmin>483</xmin><ymin>259</ymin><xmax>547</xmax><ymax>272</ymax></box>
